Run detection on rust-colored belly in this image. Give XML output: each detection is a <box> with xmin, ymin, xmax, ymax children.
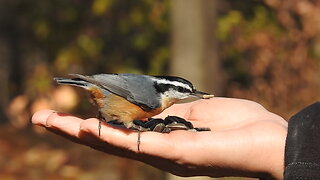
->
<box><xmin>88</xmin><ymin>87</ymin><xmax>162</xmax><ymax>123</ymax></box>
<box><xmin>87</xmin><ymin>87</ymin><xmax>179</xmax><ymax>125</ymax></box>
<box><xmin>102</xmin><ymin>94</ymin><xmax>163</xmax><ymax>122</ymax></box>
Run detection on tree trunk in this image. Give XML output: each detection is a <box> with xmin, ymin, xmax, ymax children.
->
<box><xmin>168</xmin><ymin>0</ymin><xmax>221</xmax><ymax>180</ymax></box>
<box><xmin>170</xmin><ymin>0</ymin><xmax>222</xmax><ymax>95</ymax></box>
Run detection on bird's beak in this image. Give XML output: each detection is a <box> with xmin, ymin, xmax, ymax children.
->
<box><xmin>192</xmin><ymin>90</ymin><xmax>214</xmax><ymax>99</ymax></box>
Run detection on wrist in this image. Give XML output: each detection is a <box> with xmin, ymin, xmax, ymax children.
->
<box><xmin>261</xmin><ymin>126</ymin><xmax>287</xmax><ymax>180</ymax></box>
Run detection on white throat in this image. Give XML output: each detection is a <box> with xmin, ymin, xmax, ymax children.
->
<box><xmin>162</xmin><ymin>88</ymin><xmax>190</xmax><ymax>100</ymax></box>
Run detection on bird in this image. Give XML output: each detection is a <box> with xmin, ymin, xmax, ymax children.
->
<box><xmin>54</xmin><ymin>73</ymin><xmax>214</xmax><ymax>135</ymax></box>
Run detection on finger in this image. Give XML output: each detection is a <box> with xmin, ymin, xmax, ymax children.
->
<box><xmin>47</xmin><ymin>112</ymin><xmax>88</xmax><ymax>138</ymax></box>
<box><xmin>32</xmin><ymin>109</ymin><xmax>56</xmax><ymax>125</ymax></box>
<box><xmin>32</xmin><ymin>110</ymin><xmax>85</xmax><ymax>138</ymax></box>
<box><xmin>80</xmin><ymin>119</ymin><xmax>184</xmax><ymax>159</ymax></box>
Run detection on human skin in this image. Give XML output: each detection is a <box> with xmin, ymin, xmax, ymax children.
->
<box><xmin>32</xmin><ymin>97</ymin><xmax>287</xmax><ymax>180</ymax></box>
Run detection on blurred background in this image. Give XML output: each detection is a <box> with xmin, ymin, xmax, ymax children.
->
<box><xmin>1</xmin><ymin>0</ymin><xmax>320</xmax><ymax>179</ymax></box>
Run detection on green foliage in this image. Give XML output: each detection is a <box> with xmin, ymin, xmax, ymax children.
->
<box><xmin>0</xmin><ymin>0</ymin><xmax>172</xmax><ymax>98</ymax></box>
<box><xmin>218</xmin><ymin>10</ymin><xmax>243</xmax><ymax>41</ymax></box>
<box><xmin>217</xmin><ymin>5</ymin><xmax>283</xmax><ymax>87</ymax></box>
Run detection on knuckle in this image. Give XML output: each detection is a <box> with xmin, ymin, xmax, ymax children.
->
<box><xmin>45</xmin><ymin>112</ymin><xmax>58</xmax><ymax>127</ymax></box>
<box><xmin>79</xmin><ymin>118</ymin><xmax>97</xmax><ymax>131</ymax></box>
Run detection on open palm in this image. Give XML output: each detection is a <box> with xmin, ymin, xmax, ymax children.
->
<box><xmin>32</xmin><ymin>97</ymin><xmax>287</xmax><ymax>180</ymax></box>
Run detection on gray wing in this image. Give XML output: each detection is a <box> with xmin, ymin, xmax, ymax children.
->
<box><xmin>118</xmin><ymin>74</ymin><xmax>161</xmax><ymax>110</ymax></box>
<box><xmin>70</xmin><ymin>74</ymin><xmax>161</xmax><ymax>110</ymax></box>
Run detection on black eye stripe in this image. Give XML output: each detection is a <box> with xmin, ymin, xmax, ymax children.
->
<box><xmin>178</xmin><ymin>87</ymin><xmax>189</xmax><ymax>93</ymax></box>
<box><xmin>154</xmin><ymin>82</ymin><xmax>192</xmax><ymax>94</ymax></box>
<box><xmin>153</xmin><ymin>76</ymin><xmax>194</xmax><ymax>90</ymax></box>
<box><xmin>154</xmin><ymin>83</ymin><xmax>171</xmax><ymax>93</ymax></box>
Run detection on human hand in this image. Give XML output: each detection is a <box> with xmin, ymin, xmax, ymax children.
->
<box><xmin>32</xmin><ymin>97</ymin><xmax>287</xmax><ymax>180</ymax></box>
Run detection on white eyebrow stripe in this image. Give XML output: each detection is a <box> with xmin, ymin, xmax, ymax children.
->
<box><xmin>152</xmin><ymin>78</ymin><xmax>193</xmax><ymax>91</ymax></box>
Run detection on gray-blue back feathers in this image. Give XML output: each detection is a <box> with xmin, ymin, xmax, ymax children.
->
<box><xmin>57</xmin><ymin>74</ymin><xmax>161</xmax><ymax>111</ymax></box>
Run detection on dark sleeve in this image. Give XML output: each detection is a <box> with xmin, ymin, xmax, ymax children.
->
<box><xmin>284</xmin><ymin>102</ymin><xmax>320</xmax><ymax>179</ymax></box>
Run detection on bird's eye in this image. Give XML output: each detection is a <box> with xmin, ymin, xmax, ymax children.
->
<box><xmin>178</xmin><ymin>87</ymin><xmax>184</xmax><ymax>92</ymax></box>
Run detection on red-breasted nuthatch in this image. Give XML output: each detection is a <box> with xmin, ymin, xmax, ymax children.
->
<box><xmin>54</xmin><ymin>73</ymin><xmax>214</xmax><ymax>135</ymax></box>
